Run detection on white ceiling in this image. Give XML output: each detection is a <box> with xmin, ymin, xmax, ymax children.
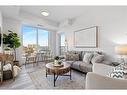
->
<box><xmin>0</xmin><ymin>6</ymin><xmax>93</xmax><ymax>23</ymax></box>
<box><xmin>0</xmin><ymin>6</ymin><xmax>20</xmax><ymax>19</ymax></box>
<box><xmin>1</xmin><ymin>6</ymin><xmax>127</xmax><ymax>25</ymax></box>
<box><xmin>20</xmin><ymin>6</ymin><xmax>88</xmax><ymax>23</ymax></box>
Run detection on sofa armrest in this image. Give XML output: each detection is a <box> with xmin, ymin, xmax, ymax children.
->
<box><xmin>86</xmin><ymin>72</ymin><xmax>127</xmax><ymax>89</ymax></box>
<box><xmin>93</xmin><ymin>63</ymin><xmax>115</xmax><ymax>76</ymax></box>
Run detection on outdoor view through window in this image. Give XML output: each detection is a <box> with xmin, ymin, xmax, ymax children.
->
<box><xmin>22</xmin><ymin>26</ymin><xmax>49</xmax><ymax>55</ymax></box>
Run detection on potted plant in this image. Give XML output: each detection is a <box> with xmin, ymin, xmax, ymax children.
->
<box><xmin>3</xmin><ymin>47</ymin><xmax>12</xmax><ymax>54</ymax></box>
<box><xmin>54</xmin><ymin>56</ymin><xmax>59</xmax><ymax>64</ymax></box>
<box><xmin>3</xmin><ymin>30</ymin><xmax>21</xmax><ymax>66</ymax></box>
<box><xmin>54</xmin><ymin>56</ymin><xmax>62</xmax><ymax>65</ymax></box>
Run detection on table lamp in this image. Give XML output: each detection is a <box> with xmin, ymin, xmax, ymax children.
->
<box><xmin>115</xmin><ymin>45</ymin><xmax>127</xmax><ymax>64</ymax></box>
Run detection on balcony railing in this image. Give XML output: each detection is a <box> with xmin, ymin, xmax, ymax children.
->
<box><xmin>23</xmin><ymin>45</ymin><xmax>49</xmax><ymax>55</ymax></box>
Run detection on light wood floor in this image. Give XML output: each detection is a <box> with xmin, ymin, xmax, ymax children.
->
<box><xmin>0</xmin><ymin>62</ymin><xmax>85</xmax><ymax>89</ymax></box>
<box><xmin>0</xmin><ymin>62</ymin><xmax>46</xmax><ymax>89</ymax></box>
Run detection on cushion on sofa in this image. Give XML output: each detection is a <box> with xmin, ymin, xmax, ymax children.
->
<box><xmin>0</xmin><ymin>63</ymin><xmax>12</xmax><ymax>71</ymax></box>
<box><xmin>66</xmin><ymin>61</ymin><xmax>74</xmax><ymax>66</ymax></box>
<box><xmin>81</xmin><ymin>51</ymin><xmax>102</xmax><ymax>61</ymax></box>
<box><xmin>65</xmin><ymin>51</ymin><xmax>79</xmax><ymax>61</ymax></box>
<box><xmin>102</xmin><ymin>60</ymin><xmax>112</xmax><ymax>65</ymax></box>
<box><xmin>83</xmin><ymin>53</ymin><xmax>93</xmax><ymax>64</ymax></box>
<box><xmin>79</xmin><ymin>63</ymin><xmax>92</xmax><ymax>72</ymax></box>
<box><xmin>91</xmin><ymin>53</ymin><xmax>104</xmax><ymax>64</ymax></box>
<box><xmin>71</xmin><ymin>61</ymin><xmax>83</xmax><ymax>70</ymax></box>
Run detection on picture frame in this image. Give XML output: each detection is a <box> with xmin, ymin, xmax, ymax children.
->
<box><xmin>74</xmin><ymin>26</ymin><xmax>98</xmax><ymax>48</ymax></box>
<box><xmin>0</xmin><ymin>27</ymin><xmax>1</xmax><ymax>46</ymax></box>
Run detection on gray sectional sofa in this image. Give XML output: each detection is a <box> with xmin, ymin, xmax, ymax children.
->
<box><xmin>65</xmin><ymin>51</ymin><xmax>105</xmax><ymax>73</ymax></box>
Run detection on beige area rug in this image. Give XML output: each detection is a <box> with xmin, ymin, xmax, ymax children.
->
<box><xmin>28</xmin><ymin>68</ymin><xmax>86</xmax><ymax>89</ymax></box>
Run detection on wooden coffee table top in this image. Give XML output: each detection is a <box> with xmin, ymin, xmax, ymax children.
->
<box><xmin>46</xmin><ymin>62</ymin><xmax>70</xmax><ymax>69</ymax></box>
<box><xmin>46</xmin><ymin>62</ymin><xmax>71</xmax><ymax>75</ymax></box>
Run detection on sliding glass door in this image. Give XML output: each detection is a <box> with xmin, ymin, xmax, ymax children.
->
<box><xmin>22</xmin><ymin>25</ymin><xmax>49</xmax><ymax>55</ymax></box>
<box><xmin>38</xmin><ymin>29</ymin><xmax>49</xmax><ymax>51</ymax></box>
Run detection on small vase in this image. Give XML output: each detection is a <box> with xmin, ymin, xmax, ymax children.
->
<box><xmin>54</xmin><ymin>60</ymin><xmax>58</xmax><ymax>65</ymax></box>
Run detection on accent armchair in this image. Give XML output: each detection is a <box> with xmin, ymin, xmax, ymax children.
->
<box><xmin>85</xmin><ymin>63</ymin><xmax>127</xmax><ymax>89</ymax></box>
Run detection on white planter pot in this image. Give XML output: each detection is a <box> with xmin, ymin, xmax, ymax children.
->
<box><xmin>54</xmin><ymin>60</ymin><xmax>59</xmax><ymax>65</ymax></box>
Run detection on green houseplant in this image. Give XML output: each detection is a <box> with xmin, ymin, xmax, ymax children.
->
<box><xmin>54</xmin><ymin>56</ymin><xmax>60</xmax><ymax>60</ymax></box>
<box><xmin>3</xmin><ymin>30</ymin><xmax>21</xmax><ymax>61</ymax></box>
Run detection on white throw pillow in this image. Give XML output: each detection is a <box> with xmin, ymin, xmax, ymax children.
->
<box><xmin>91</xmin><ymin>54</ymin><xmax>104</xmax><ymax>63</ymax></box>
<box><xmin>83</xmin><ymin>53</ymin><xmax>93</xmax><ymax>64</ymax></box>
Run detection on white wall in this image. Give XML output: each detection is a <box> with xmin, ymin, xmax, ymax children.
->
<box><xmin>57</xmin><ymin>7</ymin><xmax>127</xmax><ymax>61</ymax></box>
<box><xmin>0</xmin><ymin>11</ymin><xmax>2</xmax><ymax>30</ymax></box>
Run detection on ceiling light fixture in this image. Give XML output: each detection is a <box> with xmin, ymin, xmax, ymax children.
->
<box><xmin>41</xmin><ymin>11</ymin><xmax>49</xmax><ymax>16</ymax></box>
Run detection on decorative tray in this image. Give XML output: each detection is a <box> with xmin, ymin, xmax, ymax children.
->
<box><xmin>53</xmin><ymin>64</ymin><xmax>64</xmax><ymax>67</ymax></box>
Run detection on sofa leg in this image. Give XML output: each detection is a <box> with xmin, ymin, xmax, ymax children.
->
<box><xmin>0</xmin><ymin>78</ymin><xmax>3</xmax><ymax>85</ymax></box>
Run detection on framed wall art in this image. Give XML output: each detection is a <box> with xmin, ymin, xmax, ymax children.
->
<box><xmin>74</xmin><ymin>26</ymin><xmax>98</xmax><ymax>48</ymax></box>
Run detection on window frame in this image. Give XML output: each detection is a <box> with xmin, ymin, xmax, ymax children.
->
<box><xmin>22</xmin><ymin>25</ymin><xmax>49</xmax><ymax>51</ymax></box>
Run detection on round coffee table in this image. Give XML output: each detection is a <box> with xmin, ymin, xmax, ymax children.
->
<box><xmin>45</xmin><ymin>62</ymin><xmax>71</xmax><ymax>87</ymax></box>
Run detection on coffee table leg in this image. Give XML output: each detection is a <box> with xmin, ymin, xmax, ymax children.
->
<box><xmin>54</xmin><ymin>73</ymin><xmax>56</xmax><ymax>87</ymax></box>
<box><xmin>46</xmin><ymin>69</ymin><xmax>47</xmax><ymax>77</ymax></box>
<box><xmin>70</xmin><ymin>69</ymin><xmax>72</xmax><ymax>80</ymax></box>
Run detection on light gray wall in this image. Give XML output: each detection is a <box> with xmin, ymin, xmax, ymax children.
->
<box><xmin>57</xmin><ymin>7</ymin><xmax>127</xmax><ymax>61</ymax></box>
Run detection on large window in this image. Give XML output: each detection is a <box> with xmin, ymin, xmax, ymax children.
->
<box><xmin>22</xmin><ymin>25</ymin><xmax>49</xmax><ymax>54</ymax></box>
<box><xmin>38</xmin><ymin>29</ymin><xmax>49</xmax><ymax>50</ymax></box>
<box><xmin>22</xmin><ymin>26</ymin><xmax>37</xmax><ymax>47</ymax></box>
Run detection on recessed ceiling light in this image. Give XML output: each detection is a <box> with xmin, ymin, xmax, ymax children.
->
<box><xmin>41</xmin><ymin>11</ymin><xmax>49</xmax><ymax>16</ymax></box>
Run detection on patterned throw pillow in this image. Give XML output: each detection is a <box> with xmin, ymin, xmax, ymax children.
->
<box><xmin>108</xmin><ymin>64</ymin><xmax>124</xmax><ymax>79</ymax></box>
<box><xmin>66</xmin><ymin>51</ymin><xmax>79</xmax><ymax>61</ymax></box>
